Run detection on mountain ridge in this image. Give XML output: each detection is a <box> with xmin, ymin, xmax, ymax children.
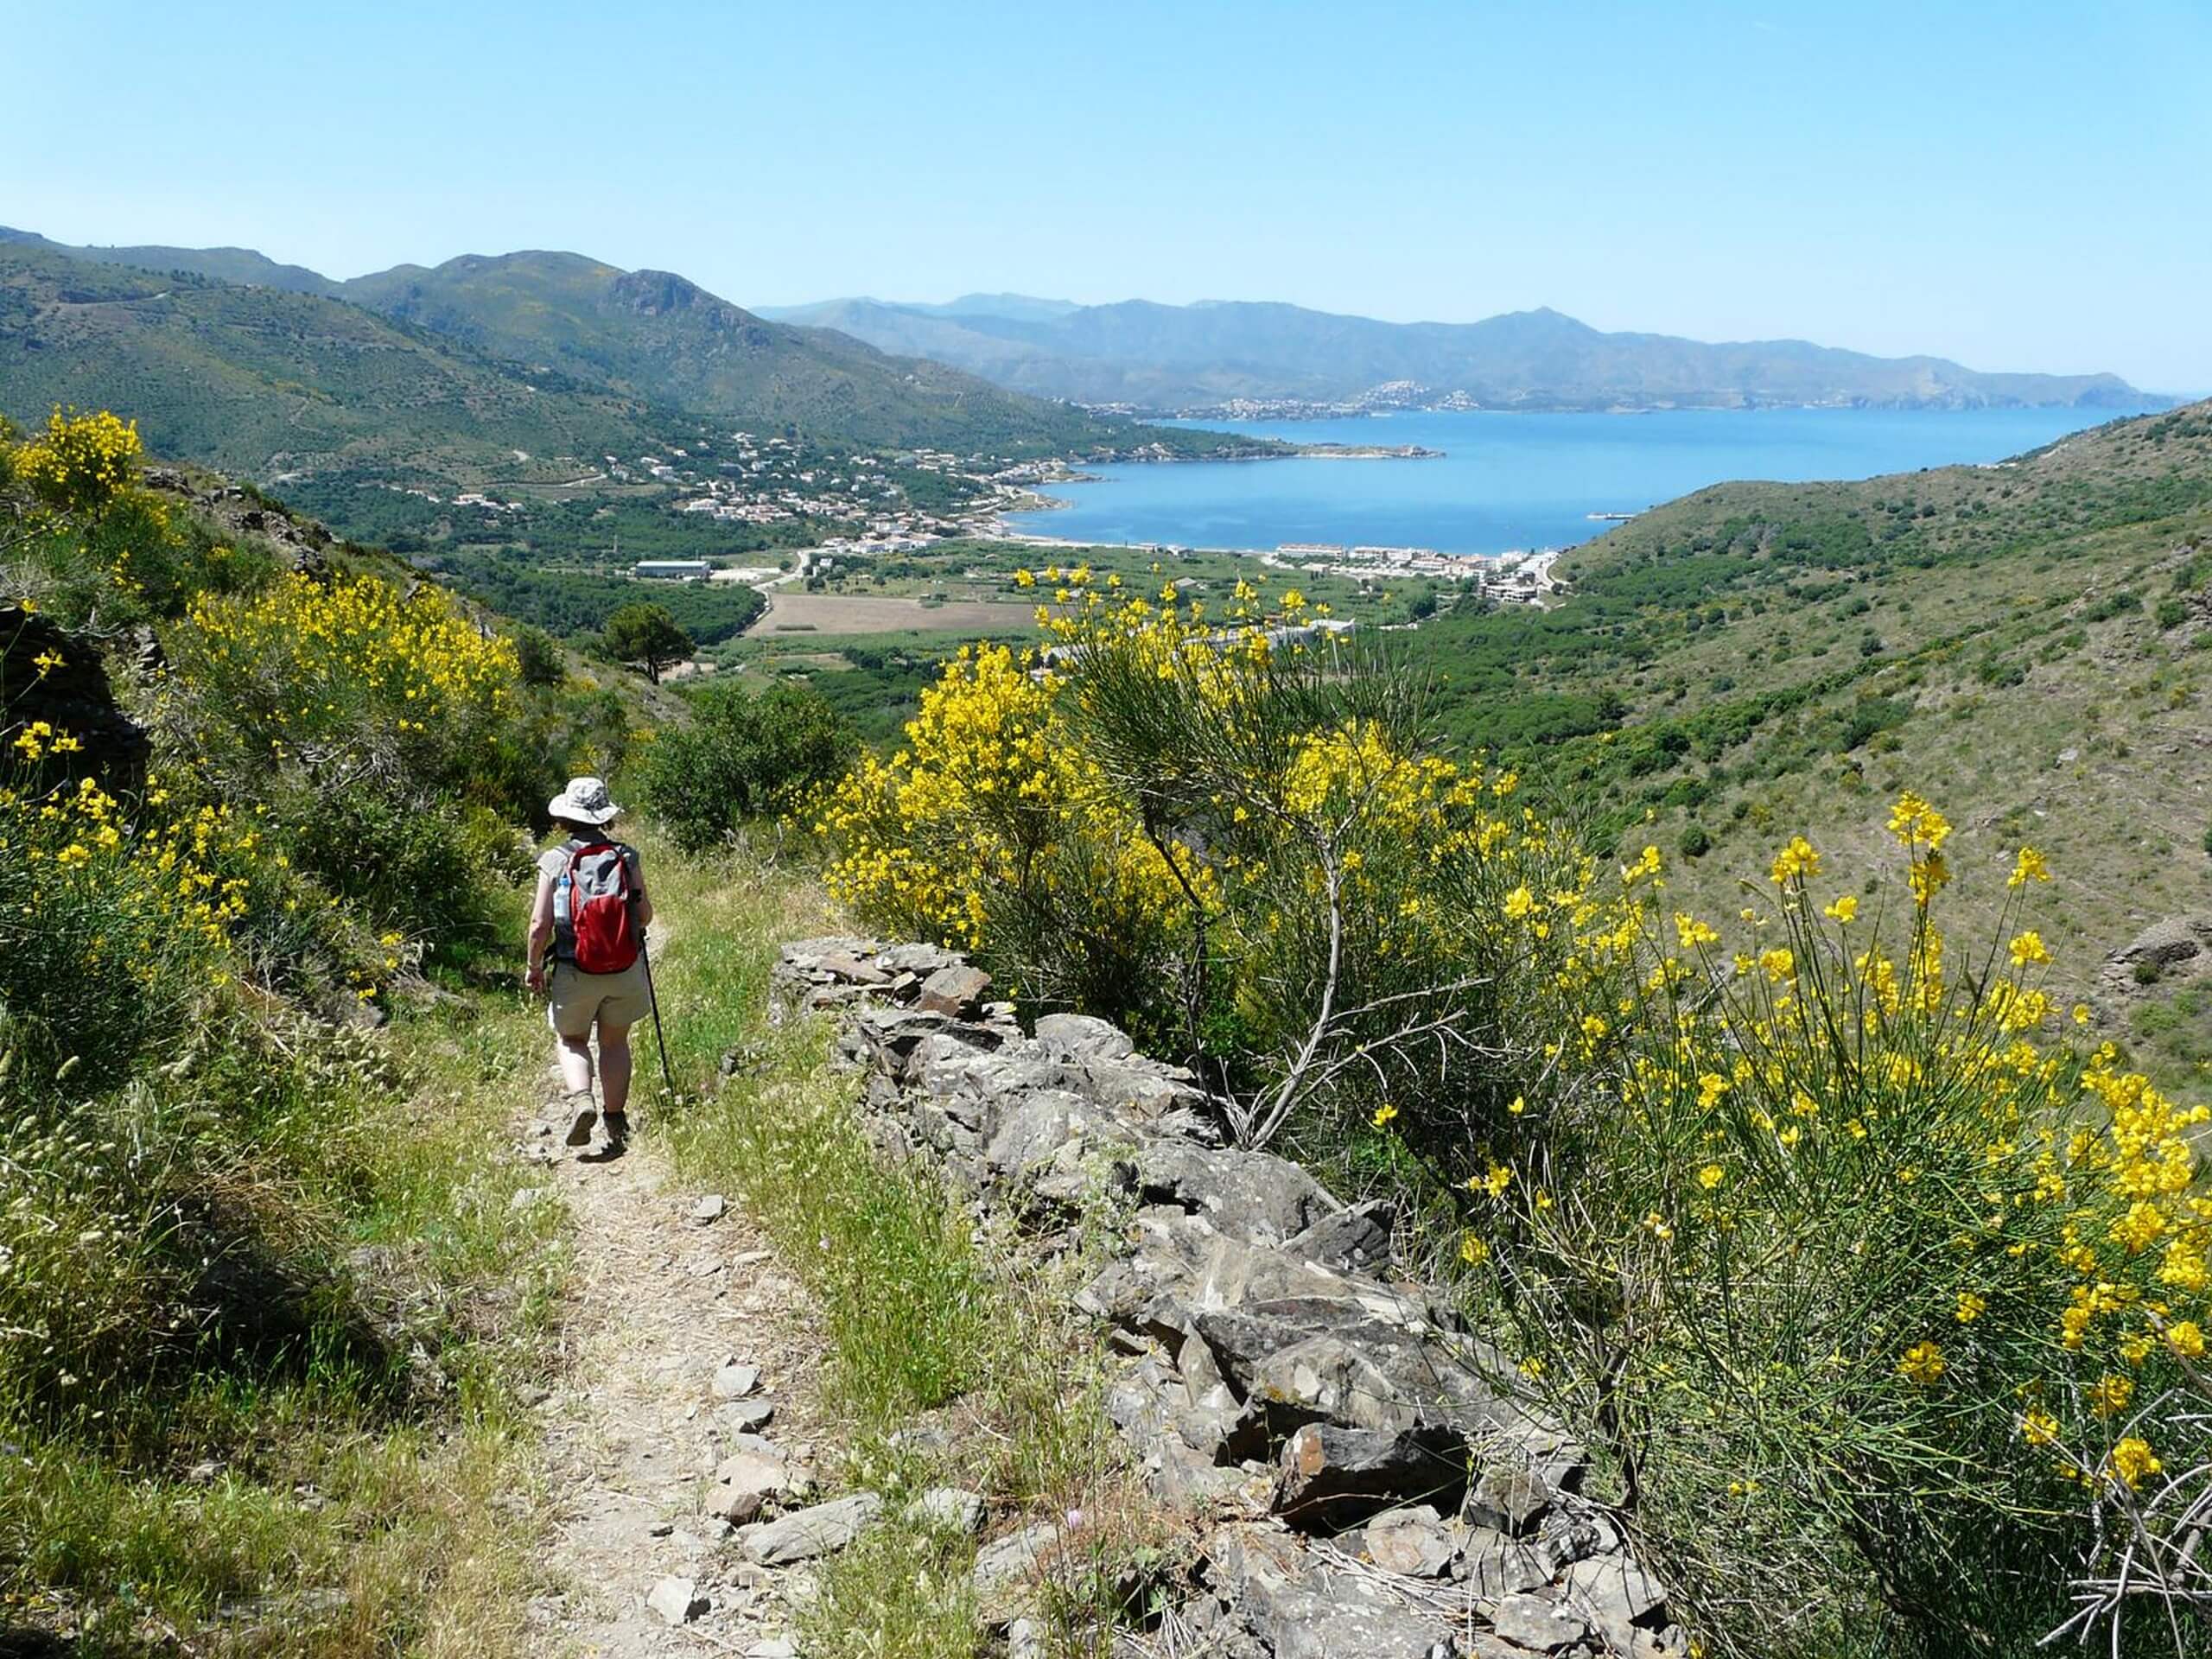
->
<box><xmin>0</xmin><ymin>229</ymin><xmax>1264</xmax><ymax>461</ymax></box>
<box><xmin>757</xmin><ymin>291</ymin><xmax>2161</xmax><ymax>416</ymax></box>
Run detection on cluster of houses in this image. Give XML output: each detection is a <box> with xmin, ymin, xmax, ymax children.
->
<box><xmin>1260</xmin><ymin>542</ymin><xmax>1559</xmax><ymax>602</ymax></box>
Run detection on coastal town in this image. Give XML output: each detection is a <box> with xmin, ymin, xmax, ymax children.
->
<box><xmin>569</xmin><ymin>433</ymin><xmax>1570</xmax><ymax>620</ymax></box>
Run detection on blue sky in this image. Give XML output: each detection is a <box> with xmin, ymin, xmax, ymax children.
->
<box><xmin>6</xmin><ymin>0</ymin><xmax>2207</xmax><ymax>390</ymax></box>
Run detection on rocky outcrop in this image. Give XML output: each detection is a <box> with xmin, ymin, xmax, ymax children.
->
<box><xmin>776</xmin><ymin>937</ymin><xmax>1684</xmax><ymax>1659</ymax></box>
<box><xmin>0</xmin><ymin>604</ymin><xmax>152</xmax><ymax>791</ymax></box>
<box><xmin>2101</xmin><ymin>915</ymin><xmax>2212</xmax><ymax>996</ymax></box>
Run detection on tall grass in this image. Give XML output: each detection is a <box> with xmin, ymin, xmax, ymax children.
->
<box><xmin>0</xmin><ymin>985</ymin><xmax>565</xmax><ymax>1656</ymax></box>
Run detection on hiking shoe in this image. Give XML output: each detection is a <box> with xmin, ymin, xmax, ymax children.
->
<box><xmin>562</xmin><ymin>1092</ymin><xmax>598</xmax><ymax>1147</ymax></box>
<box><xmin>580</xmin><ymin>1111</ymin><xmax>630</xmax><ymax>1163</ymax></box>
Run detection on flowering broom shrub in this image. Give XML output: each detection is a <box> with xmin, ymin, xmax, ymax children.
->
<box><xmin>822</xmin><ymin>570</ymin><xmax>1641</xmax><ymax>1149</ymax></box>
<box><xmin>819</xmin><ymin>632</ymin><xmax>1205</xmax><ymax>1030</ymax></box>
<box><xmin>158</xmin><ymin>570</ymin><xmax>533</xmax><ymax>954</ymax></box>
<box><xmin>0</xmin><ymin>761</ymin><xmax>247</xmax><ymax>1097</ymax></box>
<box><xmin>821</xmin><ymin>578</ymin><xmax>2212</xmax><ymax>1652</ymax></box>
<box><xmin>166</xmin><ymin>570</ymin><xmax>519</xmax><ymax>797</ymax></box>
<box><xmin>1457</xmin><ymin>804</ymin><xmax>2211</xmax><ymax>1654</ymax></box>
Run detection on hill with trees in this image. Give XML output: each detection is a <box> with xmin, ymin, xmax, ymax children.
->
<box><xmin>0</xmin><ymin>229</ymin><xmax>1277</xmax><ymax>462</ymax></box>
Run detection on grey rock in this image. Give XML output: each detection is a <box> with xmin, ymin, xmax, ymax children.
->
<box><xmin>1273</xmin><ymin>1421</ymin><xmax>1471</xmax><ymax>1533</ymax></box>
<box><xmin>1456</xmin><ymin>1524</ymin><xmax>1550</xmax><ymax>1599</ymax></box>
<box><xmin>1131</xmin><ymin>1142</ymin><xmax>1339</xmax><ymax>1244</ymax></box>
<box><xmin>691</xmin><ymin>1193</ymin><xmax>728</xmax><ymax>1224</ymax></box>
<box><xmin>1534</xmin><ymin>1506</ymin><xmax>1618</xmax><ymax>1575</ymax></box>
<box><xmin>1033</xmin><ymin>1012</ymin><xmax>1135</xmax><ymax>1062</ymax></box>
<box><xmin>712</xmin><ymin>1361</ymin><xmax>761</xmax><ymax>1401</ymax></box>
<box><xmin>973</xmin><ymin>1520</ymin><xmax>1062</xmax><ymax>1614</ymax></box>
<box><xmin>736</xmin><ymin>1491</ymin><xmax>882</xmax><ymax>1565</ymax></box>
<box><xmin>1362</xmin><ymin>1503</ymin><xmax>1456</xmax><ymax>1578</ymax></box>
<box><xmin>875</xmin><ymin>941</ymin><xmax>968</xmax><ymax>976</ymax></box>
<box><xmin>1283</xmin><ymin>1200</ymin><xmax>1396</xmax><ymax>1274</ymax></box>
<box><xmin>645</xmin><ymin>1574</ymin><xmax>707</xmax><ymax>1625</ymax></box>
<box><xmin>720</xmin><ymin>1397</ymin><xmax>777</xmax><ymax>1433</ymax></box>
<box><xmin>1563</xmin><ymin>1553</ymin><xmax>1669</xmax><ymax>1652</ymax></box>
<box><xmin>816</xmin><ymin>950</ymin><xmax>892</xmax><ymax>986</ymax></box>
<box><xmin>918</xmin><ymin>963</ymin><xmax>993</xmax><ymax>1017</ymax></box>
<box><xmin>708</xmin><ymin>1446</ymin><xmax>794</xmax><ymax>1525</ymax></box>
<box><xmin>984</xmin><ymin>1089</ymin><xmax>1103</xmax><ymax>1178</ymax></box>
<box><xmin>1491</xmin><ymin>1591</ymin><xmax>1589</xmax><ymax>1653</ymax></box>
<box><xmin>907</xmin><ymin>1486</ymin><xmax>986</xmax><ymax>1534</ymax></box>
<box><xmin>1191</xmin><ymin>1297</ymin><xmax>1526</xmax><ymax>1440</ymax></box>
<box><xmin>1214</xmin><ymin>1524</ymin><xmax>1454</xmax><ymax>1657</ymax></box>
<box><xmin>1465</xmin><ymin>1465</ymin><xmax>1553</xmax><ymax>1536</ymax></box>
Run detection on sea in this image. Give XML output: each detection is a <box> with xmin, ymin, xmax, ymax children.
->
<box><xmin>1007</xmin><ymin>405</ymin><xmax>2157</xmax><ymax>556</ymax></box>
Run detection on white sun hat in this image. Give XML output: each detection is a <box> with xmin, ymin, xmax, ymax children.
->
<box><xmin>547</xmin><ymin>776</ymin><xmax>622</xmax><ymax>826</ymax></box>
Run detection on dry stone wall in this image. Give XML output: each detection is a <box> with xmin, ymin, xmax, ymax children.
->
<box><xmin>775</xmin><ymin>937</ymin><xmax>1685</xmax><ymax>1659</ymax></box>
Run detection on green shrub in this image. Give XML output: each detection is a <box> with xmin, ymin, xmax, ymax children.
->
<box><xmin>1677</xmin><ymin>821</ymin><xmax>1713</xmax><ymax>858</ymax></box>
<box><xmin>635</xmin><ymin>680</ymin><xmax>858</xmax><ymax>853</ymax></box>
<box><xmin>512</xmin><ymin>623</ymin><xmax>566</xmax><ymax>686</ymax></box>
<box><xmin>0</xmin><ymin>765</ymin><xmax>233</xmax><ymax>1099</ymax></box>
<box><xmin>603</xmin><ymin>601</ymin><xmax>692</xmax><ymax>683</ymax></box>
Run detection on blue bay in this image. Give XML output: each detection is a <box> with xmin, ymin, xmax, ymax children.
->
<box><xmin>1010</xmin><ymin>406</ymin><xmax>2158</xmax><ymax>556</ymax></box>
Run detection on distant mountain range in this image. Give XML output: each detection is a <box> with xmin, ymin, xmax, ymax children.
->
<box><xmin>0</xmin><ymin>229</ymin><xmax>1262</xmax><ymax>480</ymax></box>
<box><xmin>757</xmin><ymin>293</ymin><xmax>2161</xmax><ymax>416</ymax></box>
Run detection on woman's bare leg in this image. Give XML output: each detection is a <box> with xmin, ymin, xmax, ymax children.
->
<box><xmin>556</xmin><ymin>1033</ymin><xmax>594</xmax><ymax>1096</ymax></box>
<box><xmin>597</xmin><ymin>1021</ymin><xmax>634</xmax><ymax>1116</ymax></box>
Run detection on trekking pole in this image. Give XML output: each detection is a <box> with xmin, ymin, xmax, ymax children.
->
<box><xmin>637</xmin><ymin>928</ymin><xmax>677</xmax><ymax>1096</ymax></box>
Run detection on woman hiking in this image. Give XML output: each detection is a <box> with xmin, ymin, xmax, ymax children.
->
<box><xmin>526</xmin><ymin>777</ymin><xmax>654</xmax><ymax>1159</ymax></box>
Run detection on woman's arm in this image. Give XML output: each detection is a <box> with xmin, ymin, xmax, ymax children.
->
<box><xmin>525</xmin><ymin>869</ymin><xmax>556</xmax><ymax>992</ymax></box>
<box><xmin>628</xmin><ymin>848</ymin><xmax>655</xmax><ymax>930</ymax></box>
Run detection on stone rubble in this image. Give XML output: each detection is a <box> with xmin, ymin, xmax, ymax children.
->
<box><xmin>772</xmin><ymin>935</ymin><xmax>1688</xmax><ymax>1658</ymax></box>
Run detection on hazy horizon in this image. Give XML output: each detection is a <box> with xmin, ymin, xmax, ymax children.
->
<box><xmin>7</xmin><ymin>0</ymin><xmax>2207</xmax><ymax>391</ymax></box>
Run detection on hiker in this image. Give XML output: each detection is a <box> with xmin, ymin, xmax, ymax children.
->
<box><xmin>526</xmin><ymin>776</ymin><xmax>655</xmax><ymax>1156</ymax></box>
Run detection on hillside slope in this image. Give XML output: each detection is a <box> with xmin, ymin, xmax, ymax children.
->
<box><xmin>0</xmin><ymin>241</ymin><xmax>665</xmax><ymax>489</ymax></box>
<box><xmin>0</xmin><ymin>228</ymin><xmax>1273</xmax><ymax>461</ymax></box>
<box><xmin>764</xmin><ymin>294</ymin><xmax>2159</xmax><ymax>415</ymax></box>
<box><xmin>337</xmin><ymin>251</ymin><xmax>1155</xmax><ymax>456</ymax></box>
<box><xmin>0</xmin><ymin>224</ymin><xmax>345</xmax><ymax>295</ymax></box>
<box><xmin>1417</xmin><ymin>401</ymin><xmax>2212</xmax><ymax>1072</ymax></box>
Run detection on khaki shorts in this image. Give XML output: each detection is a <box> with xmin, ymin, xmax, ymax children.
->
<box><xmin>546</xmin><ymin>958</ymin><xmax>652</xmax><ymax>1039</ymax></box>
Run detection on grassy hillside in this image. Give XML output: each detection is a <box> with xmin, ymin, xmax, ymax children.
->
<box><xmin>0</xmin><ymin>241</ymin><xmax>664</xmax><ymax>492</ymax></box>
<box><xmin>1414</xmin><ymin>400</ymin><xmax>2212</xmax><ymax>1074</ymax></box>
<box><xmin>0</xmin><ymin>225</ymin><xmax>344</xmax><ymax>295</ymax></box>
<box><xmin>0</xmin><ymin>230</ymin><xmax>1281</xmax><ymax>463</ymax></box>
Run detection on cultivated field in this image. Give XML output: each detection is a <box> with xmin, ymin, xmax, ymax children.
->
<box><xmin>746</xmin><ymin>591</ymin><xmax>1025</xmax><ymax>636</ymax></box>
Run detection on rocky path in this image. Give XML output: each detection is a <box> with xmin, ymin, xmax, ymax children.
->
<box><xmin>515</xmin><ymin>1091</ymin><xmax>830</xmax><ymax>1657</ymax></box>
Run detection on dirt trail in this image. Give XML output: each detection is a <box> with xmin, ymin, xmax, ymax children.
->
<box><xmin>514</xmin><ymin>1058</ymin><xmax>829</xmax><ymax>1656</ymax></box>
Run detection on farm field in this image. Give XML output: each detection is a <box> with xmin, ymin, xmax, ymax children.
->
<box><xmin>745</xmin><ymin>590</ymin><xmax>1027</xmax><ymax>636</ymax></box>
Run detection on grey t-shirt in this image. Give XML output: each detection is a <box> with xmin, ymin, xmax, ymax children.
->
<box><xmin>537</xmin><ymin>836</ymin><xmax>645</xmax><ymax>890</ymax></box>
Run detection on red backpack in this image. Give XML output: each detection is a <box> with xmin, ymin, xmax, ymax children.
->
<box><xmin>556</xmin><ymin>840</ymin><xmax>641</xmax><ymax>974</ymax></box>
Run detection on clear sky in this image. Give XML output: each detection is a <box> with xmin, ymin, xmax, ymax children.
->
<box><xmin>5</xmin><ymin>0</ymin><xmax>2207</xmax><ymax>391</ymax></box>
